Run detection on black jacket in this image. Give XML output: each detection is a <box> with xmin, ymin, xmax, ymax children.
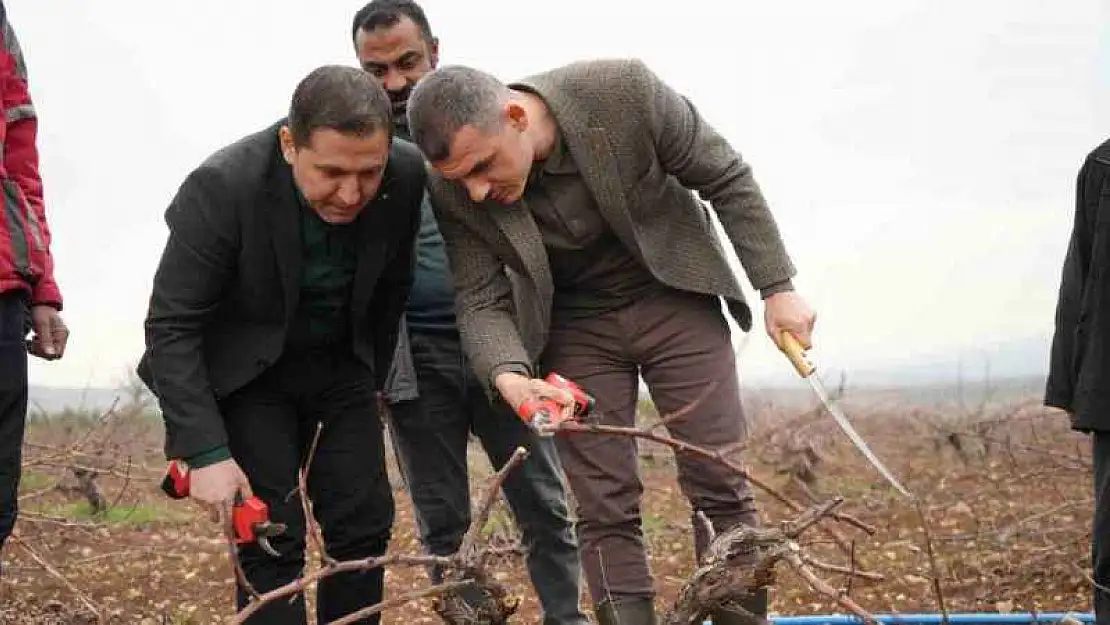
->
<box><xmin>1046</xmin><ymin>137</ymin><xmax>1110</xmax><ymax>432</ymax></box>
<box><xmin>137</xmin><ymin>120</ymin><xmax>425</xmax><ymax>459</ymax></box>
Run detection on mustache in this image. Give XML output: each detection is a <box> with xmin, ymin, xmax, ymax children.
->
<box><xmin>387</xmin><ymin>84</ymin><xmax>413</xmax><ymax>107</ymax></box>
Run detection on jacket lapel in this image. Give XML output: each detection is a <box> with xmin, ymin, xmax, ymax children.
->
<box><xmin>350</xmin><ymin>171</ymin><xmax>397</xmax><ymax>321</ymax></box>
<box><xmin>266</xmin><ymin>159</ymin><xmax>303</xmax><ymax>318</ymax></box>
<box><xmin>573</xmin><ymin>129</ymin><xmax>641</xmax><ymax>257</ymax></box>
<box><xmin>513</xmin><ymin>75</ymin><xmax>643</xmax><ymax>260</ymax></box>
<box><xmin>486</xmin><ymin>199</ymin><xmax>553</xmax><ymax>311</ymax></box>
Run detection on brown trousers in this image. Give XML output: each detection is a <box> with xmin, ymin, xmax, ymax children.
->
<box><xmin>540</xmin><ymin>287</ymin><xmax>760</xmax><ymax>605</ymax></box>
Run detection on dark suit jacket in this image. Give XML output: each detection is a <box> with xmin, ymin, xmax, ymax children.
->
<box><xmin>137</xmin><ymin>120</ymin><xmax>426</xmax><ymax>459</ymax></box>
<box><xmin>427</xmin><ymin>58</ymin><xmax>797</xmax><ymax>392</ymax></box>
<box><xmin>1046</xmin><ymin>137</ymin><xmax>1110</xmax><ymax>432</ymax></box>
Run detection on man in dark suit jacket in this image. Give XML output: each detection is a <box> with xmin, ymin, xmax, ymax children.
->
<box><xmin>405</xmin><ymin>60</ymin><xmax>816</xmax><ymax>625</ymax></box>
<box><xmin>1046</xmin><ymin>136</ymin><xmax>1110</xmax><ymax>622</ymax></box>
<box><xmin>138</xmin><ymin>65</ymin><xmax>425</xmax><ymax>625</ymax></box>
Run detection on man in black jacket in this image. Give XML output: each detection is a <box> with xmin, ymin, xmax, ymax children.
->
<box><xmin>1046</xmin><ymin>136</ymin><xmax>1110</xmax><ymax>622</ymax></box>
<box><xmin>138</xmin><ymin>65</ymin><xmax>425</xmax><ymax>625</ymax></box>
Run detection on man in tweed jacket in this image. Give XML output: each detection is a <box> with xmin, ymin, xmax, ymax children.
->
<box><xmin>406</xmin><ymin>59</ymin><xmax>817</xmax><ymax>625</ymax></box>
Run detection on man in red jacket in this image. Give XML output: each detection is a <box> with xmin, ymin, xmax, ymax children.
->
<box><xmin>0</xmin><ymin>0</ymin><xmax>68</xmax><ymax>561</ymax></box>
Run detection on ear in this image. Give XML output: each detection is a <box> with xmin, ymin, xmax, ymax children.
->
<box><xmin>505</xmin><ymin>100</ymin><xmax>528</xmax><ymax>132</ymax></box>
<box><xmin>278</xmin><ymin>125</ymin><xmax>296</xmax><ymax>164</ymax></box>
<box><xmin>429</xmin><ymin>37</ymin><xmax>440</xmax><ymax>69</ymax></box>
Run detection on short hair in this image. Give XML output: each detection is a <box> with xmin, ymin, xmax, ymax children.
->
<box><xmin>287</xmin><ymin>65</ymin><xmax>392</xmax><ymax>148</ymax></box>
<box><xmin>406</xmin><ymin>65</ymin><xmax>508</xmax><ymax>162</ymax></box>
<box><xmin>351</xmin><ymin>0</ymin><xmax>435</xmax><ymax>45</ymax></box>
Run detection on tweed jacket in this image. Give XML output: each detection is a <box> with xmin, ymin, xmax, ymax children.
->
<box><xmin>428</xmin><ymin>58</ymin><xmax>797</xmax><ymax>392</ymax></box>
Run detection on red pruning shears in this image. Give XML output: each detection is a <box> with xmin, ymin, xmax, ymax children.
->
<box><xmin>160</xmin><ymin>460</ymin><xmax>286</xmax><ymax>557</ymax></box>
<box><xmin>516</xmin><ymin>372</ymin><xmax>597</xmax><ymax>435</ymax></box>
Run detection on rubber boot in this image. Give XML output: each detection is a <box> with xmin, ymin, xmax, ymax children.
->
<box><xmin>595</xmin><ymin>597</ymin><xmax>658</xmax><ymax>625</ymax></box>
<box><xmin>711</xmin><ymin>588</ymin><xmax>769</xmax><ymax>625</ymax></box>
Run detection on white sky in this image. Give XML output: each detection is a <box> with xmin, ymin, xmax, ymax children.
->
<box><xmin>7</xmin><ymin>0</ymin><xmax>1108</xmax><ymax>389</ymax></box>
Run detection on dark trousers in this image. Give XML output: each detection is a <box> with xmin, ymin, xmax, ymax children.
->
<box><xmin>219</xmin><ymin>349</ymin><xmax>394</xmax><ymax>625</ymax></box>
<box><xmin>388</xmin><ymin>330</ymin><xmax>588</xmax><ymax>625</ymax></box>
<box><xmin>0</xmin><ymin>292</ymin><xmax>27</xmax><ymax>557</ymax></box>
<box><xmin>1093</xmin><ymin>431</ymin><xmax>1110</xmax><ymax>622</ymax></box>
<box><xmin>540</xmin><ymin>288</ymin><xmax>760</xmax><ymax>606</ymax></box>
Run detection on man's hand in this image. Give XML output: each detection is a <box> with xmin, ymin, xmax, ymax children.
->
<box><xmin>189</xmin><ymin>458</ymin><xmax>252</xmax><ymax>511</ymax></box>
<box><xmin>765</xmin><ymin>290</ymin><xmax>817</xmax><ymax>349</ymax></box>
<box><xmin>495</xmin><ymin>371</ymin><xmax>577</xmax><ymax>422</ymax></box>
<box><xmin>27</xmin><ymin>305</ymin><xmax>68</xmax><ymax>360</ymax></box>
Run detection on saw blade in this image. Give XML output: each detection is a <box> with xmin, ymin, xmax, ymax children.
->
<box><xmin>807</xmin><ymin>374</ymin><xmax>914</xmax><ymax>500</ymax></box>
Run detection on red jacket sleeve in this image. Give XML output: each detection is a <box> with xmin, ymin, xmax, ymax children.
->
<box><xmin>1</xmin><ymin>6</ymin><xmax>60</xmax><ymax>308</ymax></box>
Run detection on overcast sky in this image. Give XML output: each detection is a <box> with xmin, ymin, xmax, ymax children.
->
<box><xmin>7</xmin><ymin>0</ymin><xmax>1107</xmax><ymax>389</ymax></box>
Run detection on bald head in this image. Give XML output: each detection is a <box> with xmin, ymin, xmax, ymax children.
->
<box><xmin>406</xmin><ymin>65</ymin><xmax>509</xmax><ymax>162</ymax></box>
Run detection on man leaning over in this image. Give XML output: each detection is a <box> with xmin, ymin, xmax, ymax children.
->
<box><xmin>406</xmin><ymin>60</ymin><xmax>816</xmax><ymax>625</ymax></box>
<box><xmin>138</xmin><ymin>66</ymin><xmax>425</xmax><ymax>625</ymax></box>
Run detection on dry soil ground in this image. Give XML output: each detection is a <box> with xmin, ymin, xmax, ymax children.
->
<box><xmin>0</xmin><ymin>390</ymin><xmax>1094</xmax><ymax>624</ymax></box>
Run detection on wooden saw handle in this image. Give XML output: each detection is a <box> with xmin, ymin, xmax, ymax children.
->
<box><xmin>778</xmin><ymin>331</ymin><xmax>816</xmax><ymax>378</ymax></box>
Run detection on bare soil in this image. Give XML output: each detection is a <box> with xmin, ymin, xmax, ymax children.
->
<box><xmin>0</xmin><ymin>394</ymin><xmax>1094</xmax><ymax>624</ymax></box>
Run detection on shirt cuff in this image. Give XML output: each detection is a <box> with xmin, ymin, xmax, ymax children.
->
<box><xmin>185</xmin><ymin>445</ymin><xmax>232</xmax><ymax>469</ymax></box>
<box><xmin>490</xmin><ymin>362</ymin><xmax>532</xmax><ymax>380</ymax></box>
<box><xmin>489</xmin><ymin>361</ymin><xmax>532</xmax><ymax>394</ymax></box>
<box><xmin>30</xmin><ymin>273</ymin><xmax>63</xmax><ymax>311</ymax></box>
<box><xmin>759</xmin><ymin>279</ymin><xmax>795</xmax><ymax>300</ymax></box>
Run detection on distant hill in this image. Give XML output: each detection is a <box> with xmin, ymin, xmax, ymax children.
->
<box><xmin>29</xmin><ymin>336</ymin><xmax>1053</xmax><ymax>416</ymax></box>
<box><xmin>646</xmin><ymin>334</ymin><xmax>1052</xmax><ymax>412</ymax></box>
<box><xmin>739</xmin><ymin>373</ymin><xmax>1047</xmax><ymax>412</ymax></box>
<box><xmin>27</xmin><ymin>386</ymin><xmax>130</xmax><ymax>416</ymax></box>
<box><xmin>826</xmin><ymin>334</ymin><xmax>1050</xmax><ymax>388</ymax></box>
<box><xmin>730</xmin><ymin>334</ymin><xmax>1051</xmax><ymax>391</ymax></box>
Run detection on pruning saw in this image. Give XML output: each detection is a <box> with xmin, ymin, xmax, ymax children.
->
<box><xmin>778</xmin><ymin>331</ymin><xmax>915</xmax><ymax>501</ymax></box>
